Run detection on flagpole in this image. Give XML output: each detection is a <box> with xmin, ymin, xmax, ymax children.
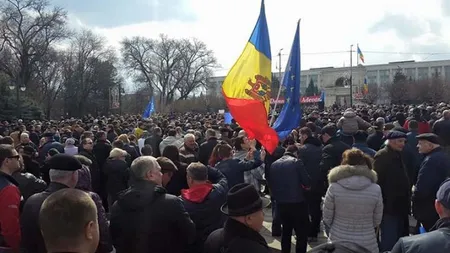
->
<box><xmin>269</xmin><ymin>48</ymin><xmax>284</xmax><ymax>126</ymax></box>
<box><xmin>357</xmin><ymin>43</ymin><xmax>360</xmax><ymax>66</ymax></box>
<box><xmin>350</xmin><ymin>44</ymin><xmax>353</xmax><ymax>107</ymax></box>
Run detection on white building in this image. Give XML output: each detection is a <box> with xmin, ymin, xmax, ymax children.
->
<box><xmin>208</xmin><ymin>59</ymin><xmax>450</xmax><ymax>106</ymax></box>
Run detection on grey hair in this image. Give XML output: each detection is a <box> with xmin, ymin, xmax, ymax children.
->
<box><xmin>184</xmin><ymin>133</ymin><xmax>195</xmax><ymax>142</ymax></box>
<box><xmin>49</xmin><ymin>169</ymin><xmax>75</xmax><ymax>181</ymax></box>
<box><xmin>130</xmin><ymin>156</ymin><xmax>159</xmax><ymax>180</ymax></box>
<box><xmin>20</xmin><ymin>132</ymin><xmax>29</xmax><ymax>138</ymax></box>
<box><xmin>206</xmin><ymin>129</ymin><xmax>216</xmax><ymax>139</ymax></box>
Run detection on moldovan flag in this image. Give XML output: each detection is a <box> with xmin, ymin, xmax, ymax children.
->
<box><xmin>222</xmin><ymin>0</ymin><xmax>279</xmax><ymax>154</ymax></box>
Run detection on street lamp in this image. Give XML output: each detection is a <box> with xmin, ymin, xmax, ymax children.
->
<box><xmin>8</xmin><ymin>79</ymin><xmax>26</xmax><ymax>119</ymax></box>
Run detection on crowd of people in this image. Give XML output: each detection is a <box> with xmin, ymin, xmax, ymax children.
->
<box><xmin>0</xmin><ymin>102</ymin><xmax>450</xmax><ymax>253</ymax></box>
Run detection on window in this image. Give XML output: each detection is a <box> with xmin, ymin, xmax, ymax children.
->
<box><xmin>379</xmin><ymin>70</ymin><xmax>390</xmax><ymax>84</ymax></box>
<box><xmin>366</xmin><ymin>70</ymin><xmax>378</xmax><ymax>85</ymax></box>
<box><xmin>445</xmin><ymin>66</ymin><xmax>450</xmax><ymax>81</ymax></box>
<box><xmin>431</xmin><ymin>67</ymin><xmax>442</xmax><ymax>78</ymax></box>
<box><xmin>418</xmin><ymin>67</ymin><xmax>428</xmax><ymax>80</ymax></box>
<box><xmin>405</xmin><ymin>68</ymin><xmax>415</xmax><ymax>80</ymax></box>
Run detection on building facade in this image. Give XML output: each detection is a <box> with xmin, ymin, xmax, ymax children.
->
<box><xmin>208</xmin><ymin>59</ymin><xmax>450</xmax><ymax>107</ymax></box>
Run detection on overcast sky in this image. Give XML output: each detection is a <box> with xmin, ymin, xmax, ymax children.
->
<box><xmin>52</xmin><ymin>0</ymin><xmax>450</xmax><ymax>76</ymax></box>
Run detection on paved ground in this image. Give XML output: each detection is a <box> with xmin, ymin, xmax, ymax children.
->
<box><xmin>260</xmin><ymin>206</ymin><xmax>418</xmax><ymax>253</ymax></box>
<box><xmin>260</xmin><ymin>207</ymin><xmax>328</xmax><ymax>253</ymax></box>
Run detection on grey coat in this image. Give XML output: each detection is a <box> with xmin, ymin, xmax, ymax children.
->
<box><xmin>323</xmin><ymin>165</ymin><xmax>383</xmax><ymax>253</ymax></box>
<box><xmin>337</xmin><ymin>110</ymin><xmax>371</xmax><ymax>134</ymax></box>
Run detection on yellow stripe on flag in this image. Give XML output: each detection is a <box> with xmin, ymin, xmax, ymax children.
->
<box><xmin>222</xmin><ymin>42</ymin><xmax>272</xmax><ymax>113</ymax></box>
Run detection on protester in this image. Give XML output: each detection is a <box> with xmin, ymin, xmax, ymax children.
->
<box><xmin>412</xmin><ymin>133</ymin><xmax>450</xmax><ymax>232</ymax></box>
<box><xmin>109</xmin><ymin>156</ymin><xmax>195</xmax><ymax>253</ymax></box>
<box><xmin>391</xmin><ymin>178</ymin><xmax>450</xmax><ymax>253</ymax></box>
<box><xmin>204</xmin><ymin>183</ymin><xmax>271</xmax><ymax>253</ymax></box>
<box><xmin>21</xmin><ymin>154</ymin><xmax>82</xmax><ymax>253</ymax></box>
<box><xmin>373</xmin><ymin>131</ymin><xmax>411</xmax><ymax>252</ymax></box>
<box><xmin>0</xmin><ymin>144</ymin><xmax>22</xmax><ymax>252</ymax></box>
<box><xmin>323</xmin><ymin>149</ymin><xmax>383</xmax><ymax>253</ymax></box>
<box><xmin>181</xmin><ymin>162</ymin><xmax>228</xmax><ymax>253</ymax></box>
<box><xmin>270</xmin><ymin>145</ymin><xmax>311</xmax><ymax>253</ymax></box>
<box><xmin>39</xmin><ymin>189</ymin><xmax>99</xmax><ymax>253</ymax></box>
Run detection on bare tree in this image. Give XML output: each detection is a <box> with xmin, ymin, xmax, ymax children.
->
<box><xmin>62</xmin><ymin>29</ymin><xmax>118</xmax><ymax>117</ymax></box>
<box><xmin>33</xmin><ymin>48</ymin><xmax>63</xmax><ymax>118</ymax></box>
<box><xmin>176</xmin><ymin>38</ymin><xmax>217</xmax><ymax>100</ymax></box>
<box><xmin>0</xmin><ymin>0</ymin><xmax>68</xmax><ymax>88</ymax></box>
<box><xmin>121</xmin><ymin>34</ymin><xmax>217</xmax><ymax>106</ymax></box>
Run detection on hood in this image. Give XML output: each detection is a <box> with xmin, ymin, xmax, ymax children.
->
<box><xmin>328</xmin><ymin>165</ymin><xmax>377</xmax><ymax>190</ymax></box>
<box><xmin>304</xmin><ymin>136</ymin><xmax>322</xmax><ymax>147</ymax></box>
<box><xmin>233</xmin><ymin>150</ymin><xmax>247</xmax><ymax>160</ymax></box>
<box><xmin>117</xmin><ymin>180</ymin><xmax>160</xmax><ymax>211</ymax></box>
<box><xmin>343</xmin><ymin>110</ymin><xmax>356</xmax><ymax>118</ymax></box>
<box><xmin>181</xmin><ymin>184</ymin><xmax>213</xmax><ymax>203</ymax></box>
<box><xmin>161</xmin><ymin>136</ymin><xmax>180</xmax><ymax>145</ymax></box>
<box><xmin>75</xmin><ymin>165</ymin><xmax>92</xmax><ymax>191</ymax></box>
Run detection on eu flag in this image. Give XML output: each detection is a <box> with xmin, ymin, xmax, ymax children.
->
<box><xmin>272</xmin><ymin>21</ymin><xmax>301</xmax><ymax>140</ymax></box>
<box><xmin>142</xmin><ymin>96</ymin><xmax>155</xmax><ymax>118</ymax></box>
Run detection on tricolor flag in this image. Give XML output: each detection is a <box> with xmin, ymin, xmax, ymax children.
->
<box><xmin>357</xmin><ymin>45</ymin><xmax>365</xmax><ymax>63</ymax></box>
<box><xmin>222</xmin><ymin>0</ymin><xmax>279</xmax><ymax>154</ymax></box>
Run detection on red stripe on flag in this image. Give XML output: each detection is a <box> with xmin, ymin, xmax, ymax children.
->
<box><xmin>224</xmin><ymin>96</ymin><xmax>278</xmax><ymax>154</ymax></box>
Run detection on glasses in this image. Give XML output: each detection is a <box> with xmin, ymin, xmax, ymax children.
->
<box><xmin>86</xmin><ymin>142</ymin><xmax>93</xmax><ymax>145</ymax></box>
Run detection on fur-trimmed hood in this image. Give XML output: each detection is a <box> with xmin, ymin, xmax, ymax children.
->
<box><xmin>328</xmin><ymin>165</ymin><xmax>377</xmax><ymax>190</ymax></box>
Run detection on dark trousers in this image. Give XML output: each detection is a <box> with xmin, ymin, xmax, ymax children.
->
<box><xmin>306</xmin><ymin>192</ymin><xmax>322</xmax><ymax>238</ymax></box>
<box><xmin>278</xmin><ymin>202</ymin><xmax>309</xmax><ymax>253</ymax></box>
<box><xmin>272</xmin><ymin>199</ymin><xmax>282</xmax><ymax>235</ymax></box>
<box><xmin>379</xmin><ymin>214</ymin><xmax>408</xmax><ymax>252</ymax></box>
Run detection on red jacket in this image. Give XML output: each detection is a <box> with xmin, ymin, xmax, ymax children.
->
<box><xmin>403</xmin><ymin>119</ymin><xmax>431</xmax><ymax>134</ymax></box>
<box><xmin>0</xmin><ymin>171</ymin><xmax>21</xmax><ymax>252</ymax></box>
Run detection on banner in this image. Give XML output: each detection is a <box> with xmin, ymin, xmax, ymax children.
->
<box><xmin>270</xmin><ymin>95</ymin><xmax>323</xmax><ymax>104</ymax></box>
<box><xmin>110</xmin><ymin>87</ymin><xmax>120</xmax><ymax>109</ymax></box>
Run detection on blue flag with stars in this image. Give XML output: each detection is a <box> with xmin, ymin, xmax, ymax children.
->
<box><xmin>142</xmin><ymin>96</ymin><xmax>155</xmax><ymax>118</ymax></box>
<box><xmin>272</xmin><ymin>21</ymin><xmax>301</xmax><ymax>140</ymax></box>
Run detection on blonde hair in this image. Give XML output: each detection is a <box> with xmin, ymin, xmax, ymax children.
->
<box><xmin>109</xmin><ymin>148</ymin><xmax>128</xmax><ymax>159</ymax></box>
<box><xmin>117</xmin><ymin>134</ymin><xmax>130</xmax><ymax>144</ymax></box>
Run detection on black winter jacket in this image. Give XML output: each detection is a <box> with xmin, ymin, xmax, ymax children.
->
<box><xmin>181</xmin><ymin>167</ymin><xmax>228</xmax><ymax>253</ymax></box>
<box><xmin>204</xmin><ymin>218</ymin><xmax>270</xmax><ymax>253</ymax></box>
<box><xmin>109</xmin><ymin>180</ymin><xmax>195</xmax><ymax>253</ymax></box>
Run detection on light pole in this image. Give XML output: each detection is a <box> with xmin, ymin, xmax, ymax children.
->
<box><xmin>349</xmin><ymin>44</ymin><xmax>353</xmax><ymax>107</ymax></box>
<box><xmin>8</xmin><ymin>79</ymin><xmax>26</xmax><ymax>119</ymax></box>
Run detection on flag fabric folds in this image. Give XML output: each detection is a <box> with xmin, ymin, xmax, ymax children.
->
<box><xmin>142</xmin><ymin>97</ymin><xmax>155</xmax><ymax>118</ymax></box>
<box><xmin>272</xmin><ymin>21</ymin><xmax>302</xmax><ymax>140</ymax></box>
<box><xmin>357</xmin><ymin>45</ymin><xmax>365</xmax><ymax>63</ymax></box>
<box><xmin>221</xmin><ymin>0</ymin><xmax>279</xmax><ymax>154</ymax></box>
<box><xmin>363</xmin><ymin>77</ymin><xmax>369</xmax><ymax>94</ymax></box>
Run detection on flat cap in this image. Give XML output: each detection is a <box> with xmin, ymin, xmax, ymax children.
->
<box><xmin>416</xmin><ymin>133</ymin><xmax>441</xmax><ymax>145</ymax></box>
<box><xmin>385</xmin><ymin>131</ymin><xmax>407</xmax><ymax>140</ymax></box>
<box><xmin>48</xmin><ymin>154</ymin><xmax>82</xmax><ymax>171</ymax></box>
<box><xmin>437</xmin><ymin>178</ymin><xmax>450</xmax><ymax>209</ymax></box>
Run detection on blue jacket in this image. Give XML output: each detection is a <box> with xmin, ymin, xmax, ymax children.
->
<box><xmin>412</xmin><ymin>147</ymin><xmax>450</xmax><ymax>220</ymax></box>
<box><xmin>215</xmin><ymin>154</ymin><xmax>262</xmax><ymax>189</ymax></box>
<box><xmin>269</xmin><ymin>153</ymin><xmax>311</xmax><ymax>203</ymax></box>
<box><xmin>38</xmin><ymin>140</ymin><xmax>64</xmax><ymax>163</ymax></box>
<box><xmin>181</xmin><ymin>167</ymin><xmax>228</xmax><ymax>253</ymax></box>
<box><xmin>352</xmin><ymin>143</ymin><xmax>376</xmax><ymax>157</ymax></box>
